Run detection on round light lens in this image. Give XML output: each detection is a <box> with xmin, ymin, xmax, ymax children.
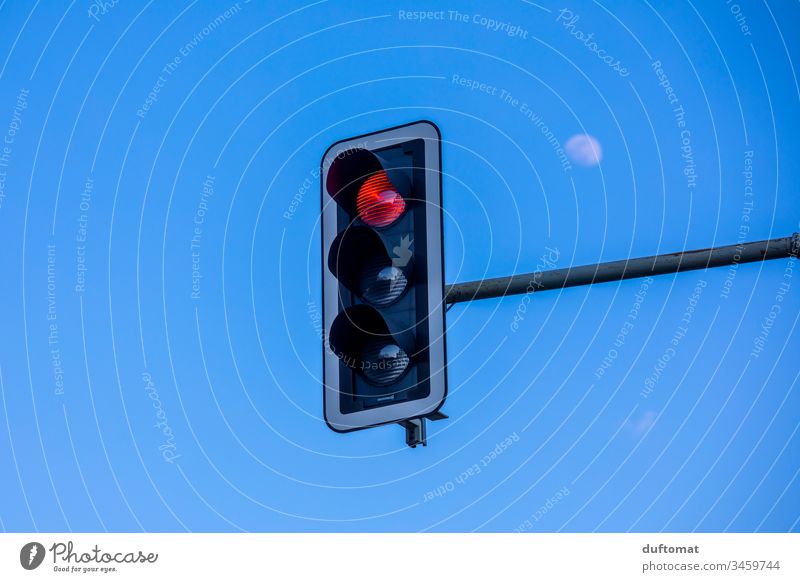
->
<box><xmin>360</xmin><ymin>340</ymin><xmax>410</xmax><ymax>386</ymax></box>
<box><xmin>358</xmin><ymin>256</ymin><xmax>408</xmax><ymax>306</ymax></box>
<box><xmin>356</xmin><ymin>171</ymin><xmax>406</xmax><ymax>227</ymax></box>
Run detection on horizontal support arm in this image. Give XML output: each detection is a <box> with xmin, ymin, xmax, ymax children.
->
<box><xmin>445</xmin><ymin>233</ymin><xmax>800</xmax><ymax>304</ymax></box>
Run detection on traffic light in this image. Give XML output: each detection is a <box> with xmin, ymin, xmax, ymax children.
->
<box><xmin>320</xmin><ymin>121</ymin><xmax>447</xmax><ymax>446</ymax></box>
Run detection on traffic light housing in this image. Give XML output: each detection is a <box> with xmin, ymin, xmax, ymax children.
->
<box><xmin>321</xmin><ymin>121</ymin><xmax>447</xmax><ymax>445</ymax></box>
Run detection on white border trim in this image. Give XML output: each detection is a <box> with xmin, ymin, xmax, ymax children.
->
<box><xmin>321</xmin><ymin>121</ymin><xmax>446</xmax><ymax>432</ymax></box>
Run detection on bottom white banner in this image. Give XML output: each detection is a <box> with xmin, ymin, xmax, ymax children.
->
<box><xmin>1</xmin><ymin>533</ymin><xmax>797</xmax><ymax>580</ymax></box>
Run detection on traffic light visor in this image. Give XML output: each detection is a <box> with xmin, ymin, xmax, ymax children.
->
<box><xmin>325</xmin><ymin>148</ymin><xmax>409</xmax><ymax>224</ymax></box>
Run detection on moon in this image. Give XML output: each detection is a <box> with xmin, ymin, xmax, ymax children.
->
<box><xmin>565</xmin><ymin>134</ymin><xmax>603</xmax><ymax>166</ymax></box>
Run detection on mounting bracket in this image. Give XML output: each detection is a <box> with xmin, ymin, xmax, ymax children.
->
<box><xmin>398</xmin><ymin>412</ymin><xmax>448</xmax><ymax>448</ymax></box>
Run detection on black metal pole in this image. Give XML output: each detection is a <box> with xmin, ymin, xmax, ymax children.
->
<box><xmin>445</xmin><ymin>233</ymin><xmax>800</xmax><ymax>304</ymax></box>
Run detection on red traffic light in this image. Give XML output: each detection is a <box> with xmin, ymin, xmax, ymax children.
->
<box><xmin>325</xmin><ymin>149</ymin><xmax>410</xmax><ymax>220</ymax></box>
<box><xmin>356</xmin><ymin>171</ymin><xmax>406</xmax><ymax>227</ymax></box>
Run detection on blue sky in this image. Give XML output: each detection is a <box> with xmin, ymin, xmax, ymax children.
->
<box><xmin>0</xmin><ymin>0</ymin><xmax>798</xmax><ymax>532</ymax></box>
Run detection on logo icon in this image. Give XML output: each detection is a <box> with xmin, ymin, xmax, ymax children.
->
<box><xmin>392</xmin><ymin>235</ymin><xmax>413</xmax><ymax>268</ymax></box>
<box><xmin>20</xmin><ymin>542</ymin><xmax>45</xmax><ymax>570</ymax></box>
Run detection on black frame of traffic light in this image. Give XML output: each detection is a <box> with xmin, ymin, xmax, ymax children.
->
<box><xmin>320</xmin><ymin>120</ymin><xmax>448</xmax><ymax>446</ymax></box>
